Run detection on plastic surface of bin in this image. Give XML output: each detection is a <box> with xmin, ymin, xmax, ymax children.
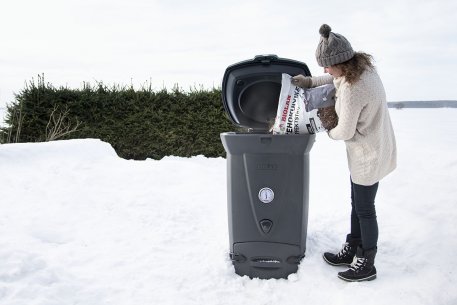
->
<box><xmin>221</xmin><ymin>133</ymin><xmax>314</xmax><ymax>279</ymax></box>
<box><xmin>221</xmin><ymin>55</ymin><xmax>315</xmax><ymax>279</ymax></box>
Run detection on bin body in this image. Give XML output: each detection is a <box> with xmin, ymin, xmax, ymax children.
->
<box><xmin>221</xmin><ymin>55</ymin><xmax>313</xmax><ymax>279</ymax></box>
<box><xmin>221</xmin><ymin>132</ymin><xmax>314</xmax><ymax>279</ymax></box>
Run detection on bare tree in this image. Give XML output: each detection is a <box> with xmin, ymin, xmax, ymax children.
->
<box><xmin>5</xmin><ymin>102</ymin><xmax>25</xmax><ymax>143</ymax></box>
<box><xmin>45</xmin><ymin>105</ymin><xmax>82</xmax><ymax>141</ymax></box>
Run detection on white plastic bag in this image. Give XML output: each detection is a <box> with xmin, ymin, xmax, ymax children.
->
<box><xmin>271</xmin><ymin>74</ymin><xmax>335</xmax><ymax>134</ymax></box>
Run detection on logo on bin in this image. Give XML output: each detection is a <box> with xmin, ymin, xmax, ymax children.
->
<box><xmin>258</xmin><ymin>187</ymin><xmax>274</xmax><ymax>204</ymax></box>
<box><xmin>256</xmin><ymin>163</ymin><xmax>278</xmax><ymax>171</ymax></box>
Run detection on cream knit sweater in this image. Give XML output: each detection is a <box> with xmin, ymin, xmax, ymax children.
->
<box><xmin>311</xmin><ymin>69</ymin><xmax>397</xmax><ymax>186</ymax></box>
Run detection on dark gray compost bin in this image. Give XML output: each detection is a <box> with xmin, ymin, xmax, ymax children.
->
<box><xmin>220</xmin><ymin>55</ymin><xmax>315</xmax><ymax>279</ymax></box>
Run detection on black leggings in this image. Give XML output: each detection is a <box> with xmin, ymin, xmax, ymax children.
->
<box><xmin>350</xmin><ymin>178</ymin><xmax>379</xmax><ymax>250</ymax></box>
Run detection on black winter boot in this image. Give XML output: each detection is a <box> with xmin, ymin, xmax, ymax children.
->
<box><xmin>338</xmin><ymin>246</ymin><xmax>377</xmax><ymax>282</ymax></box>
<box><xmin>323</xmin><ymin>235</ymin><xmax>361</xmax><ymax>266</ymax></box>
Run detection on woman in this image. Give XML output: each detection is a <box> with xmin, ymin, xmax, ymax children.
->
<box><xmin>292</xmin><ymin>24</ymin><xmax>397</xmax><ymax>282</ymax></box>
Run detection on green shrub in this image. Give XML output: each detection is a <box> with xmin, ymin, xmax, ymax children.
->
<box><xmin>1</xmin><ymin>75</ymin><xmax>236</xmax><ymax>159</ymax></box>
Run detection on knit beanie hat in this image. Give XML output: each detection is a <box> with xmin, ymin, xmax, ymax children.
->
<box><xmin>315</xmin><ymin>24</ymin><xmax>354</xmax><ymax>67</ymax></box>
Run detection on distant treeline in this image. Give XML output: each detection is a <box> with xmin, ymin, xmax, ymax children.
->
<box><xmin>0</xmin><ymin>76</ymin><xmax>236</xmax><ymax>159</ymax></box>
<box><xmin>1</xmin><ymin>75</ymin><xmax>455</xmax><ymax>159</ymax></box>
<box><xmin>388</xmin><ymin>100</ymin><xmax>457</xmax><ymax>108</ymax></box>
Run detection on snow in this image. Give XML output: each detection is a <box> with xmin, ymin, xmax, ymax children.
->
<box><xmin>0</xmin><ymin>109</ymin><xmax>456</xmax><ymax>305</ymax></box>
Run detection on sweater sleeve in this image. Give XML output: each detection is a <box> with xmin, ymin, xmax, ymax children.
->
<box><xmin>311</xmin><ymin>74</ymin><xmax>334</xmax><ymax>87</ymax></box>
<box><xmin>328</xmin><ymin>85</ymin><xmax>365</xmax><ymax>141</ymax></box>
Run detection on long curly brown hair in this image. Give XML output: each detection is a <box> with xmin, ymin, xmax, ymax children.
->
<box><xmin>335</xmin><ymin>52</ymin><xmax>375</xmax><ymax>84</ymax></box>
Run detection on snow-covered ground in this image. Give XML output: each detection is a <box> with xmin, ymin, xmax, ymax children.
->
<box><xmin>0</xmin><ymin>108</ymin><xmax>456</xmax><ymax>305</ymax></box>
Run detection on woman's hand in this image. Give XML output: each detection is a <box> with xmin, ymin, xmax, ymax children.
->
<box><xmin>291</xmin><ymin>75</ymin><xmax>312</xmax><ymax>88</ymax></box>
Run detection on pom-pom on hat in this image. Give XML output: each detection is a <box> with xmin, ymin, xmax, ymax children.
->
<box><xmin>315</xmin><ymin>24</ymin><xmax>354</xmax><ymax>67</ymax></box>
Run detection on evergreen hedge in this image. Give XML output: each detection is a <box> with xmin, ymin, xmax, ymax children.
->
<box><xmin>0</xmin><ymin>76</ymin><xmax>237</xmax><ymax>159</ymax></box>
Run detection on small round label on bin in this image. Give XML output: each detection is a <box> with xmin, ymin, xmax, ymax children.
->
<box><xmin>258</xmin><ymin>187</ymin><xmax>274</xmax><ymax>203</ymax></box>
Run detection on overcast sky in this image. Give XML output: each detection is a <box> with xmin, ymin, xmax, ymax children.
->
<box><xmin>1</xmin><ymin>0</ymin><xmax>456</xmax><ymax>110</ymax></box>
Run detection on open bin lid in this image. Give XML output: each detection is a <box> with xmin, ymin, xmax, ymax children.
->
<box><xmin>222</xmin><ymin>55</ymin><xmax>311</xmax><ymax>131</ymax></box>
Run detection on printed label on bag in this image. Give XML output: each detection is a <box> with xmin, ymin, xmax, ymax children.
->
<box><xmin>272</xmin><ymin>74</ymin><xmax>335</xmax><ymax>134</ymax></box>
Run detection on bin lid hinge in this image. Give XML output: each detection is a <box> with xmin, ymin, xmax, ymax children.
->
<box><xmin>229</xmin><ymin>252</ymin><xmax>247</xmax><ymax>263</ymax></box>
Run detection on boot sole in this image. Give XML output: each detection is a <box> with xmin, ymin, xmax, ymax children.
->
<box><xmin>322</xmin><ymin>254</ymin><xmax>352</xmax><ymax>266</ymax></box>
<box><xmin>337</xmin><ymin>273</ymin><xmax>377</xmax><ymax>282</ymax></box>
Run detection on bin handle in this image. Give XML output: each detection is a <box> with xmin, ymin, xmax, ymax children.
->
<box><xmin>254</xmin><ymin>54</ymin><xmax>279</xmax><ymax>64</ymax></box>
<box><xmin>250</xmin><ymin>258</ymin><xmax>282</xmax><ymax>269</ymax></box>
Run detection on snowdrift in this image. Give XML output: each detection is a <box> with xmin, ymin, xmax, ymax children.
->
<box><xmin>0</xmin><ymin>109</ymin><xmax>456</xmax><ymax>305</ymax></box>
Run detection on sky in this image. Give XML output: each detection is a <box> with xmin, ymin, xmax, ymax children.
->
<box><xmin>1</xmin><ymin>0</ymin><xmax>457</xmax><ymax>112</ymax></box>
